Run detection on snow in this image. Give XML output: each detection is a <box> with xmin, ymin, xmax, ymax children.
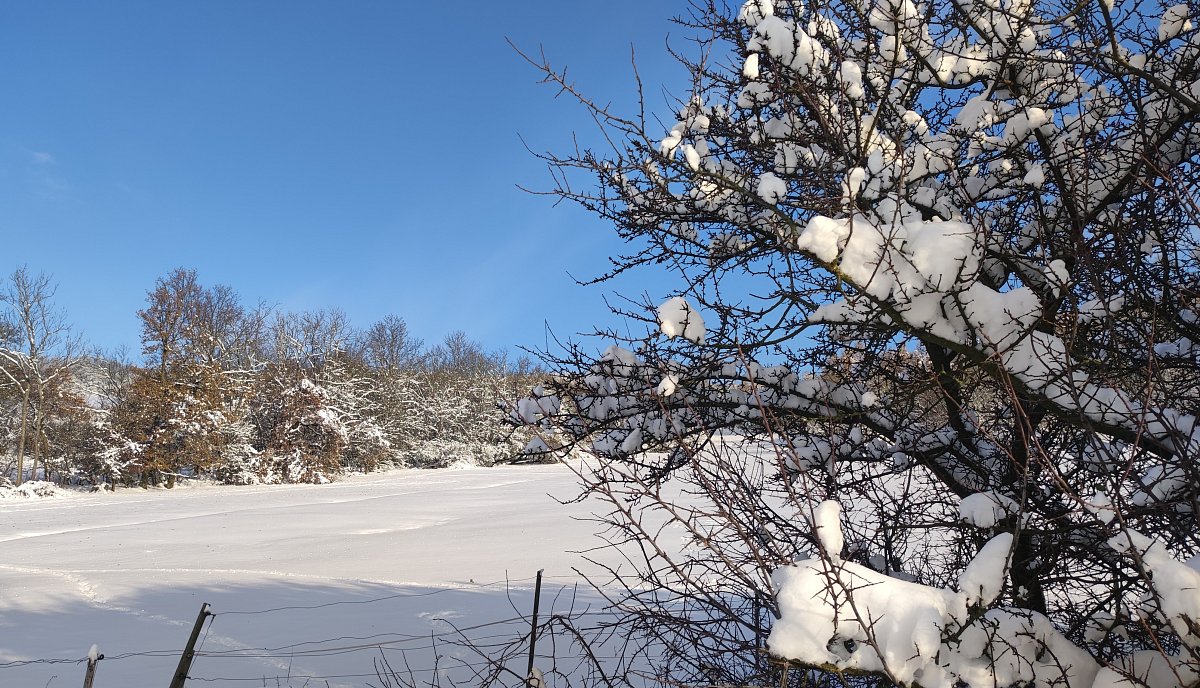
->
<box><xmin>1093</xmin><ymin>651</ymin><xmax>1199</xmax><ymax>688</ymax></box>
<box><xmin>0</xmin><ymin>465</ymin><xmax>612</xmax><ymax>688</ymax></box>
<box><xmin>657</xmin><ymin>296</ymin><xmax>707</xmax><ymax>344</ymax></box>
<box><xmin>772</xmin><ymin>507</ymin><xmax>1200</xmax><ymax>688</ymax></box>
<box><xmin>841</xmin><ymin>166</ymin><xmax>866</xmax><ymax>203</ymax></box>
<box><xmin>738</xmin><ymin>0</ymin><xmax>774</xmax><ymax>26</ymax></box>
<box><xmin>523</xmin><ymin>435</ymin><xmax>550</xmax><ymax>454</ymax></box>
<box><xmin>1108</xmin><ymin>530</ymin><xmax>1200</xmax><ymax>653</ymax></box>
<box><xmin>791</xmin><ymin>208</ymin><xmax>1163</xmax><ymax>440</ymax></box>
<box><xmin>656</xmin><ymin>372</ymin><xmax>680</xmax><ymax>397</ymax></box>
<box><xmin>959</xmin><ymin>491</ymin><xmax>1020</xmax><ymax>528</ymax></box>
<box><xmin>660</xmin><ymin>125</ymin><xmax>683</xmax><ymax>158</ymax></box>
<box><xmin>813</xmin><ymin>500</ymin><xmax>843</xmax><ymax>561</ymax></box>
<box><xmin>1003</xmin><ymin>107</ymin><xmax>1052</xmax><ymax>143</ymax></box>
<box><xmin>798</xmin><ymin>215</ymin><xmax>982</xmax><ymax>298</ymax></box>
<box><xmin>837</xmin><ymin>60</ymin><xmax>865</xmax><ymax>100</ymax></box>
<box><xmin>795</xmin><ymin>215</ymin><xmax>849</xmax><ymax>262</ymax></box>
<box><xmin>770</xmin><ymin>559</ymin><xmax>970</xmax><ymax>686</ymax></box>
<box><xmin>0</xmin><ymin>480</ymin><xmax>66</xmax><ymax>499</ymax></box>
<box><xmin>958</xmin><ymin>533</ymin><xmax>1012</xmax><ymax>608</ymax></box>
<box><xmin>1024</xmin><ymin>162</ymin><xmax>1045</xmax><ymax>187</ymax></box>
<box><xmin>757</xmin><ymin>171</ymin><xmax>787</xmax><ymax>203</ymax></box>
<box><xmin>1088</xmin><ymin>490</ymin><xmax>1120</xmax><ymax>525</ymax></box>
<box><xmin>742</xmin><ymin>52</ymin><xmax>760</xmax><ymax>80</ymax></box>
<box><xmin>770</xmin><ymin>503</ymin><xmax>1103</xmax><ymax>685</ymax></box>
<box><xmin>771</xmin><ymin>538</ymin><xmax>1100</xmax><ymax>687</ymax></box>
<box><xmin>1159</xmin><ymin>4</ymin><xmax>1192</xmax><ymax>41</ymax></box>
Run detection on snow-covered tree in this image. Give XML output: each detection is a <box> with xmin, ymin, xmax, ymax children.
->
<box><xmin>125</xmin><ymin>270</ymin><xmax>264</xmax><ymax>486</ymax></box>
<box><xmin>354</xmin><ymin>314</ymin><xmax>425</xmax><ymax>374</ymax></box>
<box><xmin>138</xmin><ymin>267</ymin><xmax>203</xmax><ymax>387</ymax></box>
<box><xmin>253</xmin><ymin>376</ymin><xmax>348</xmax><ymax>483</ymax></box>
<box><xmin>513</xmin><ymin>0</ymin><xmax>1200</xmax><ymax>686</ymax></box>
<box><xmin>254</xmin><ymin>309</ymin><xmax>396</xmax><ymax>479</ymax></box>
<box><xmin>398</xmin><ymin>333</ymin><xmax>538</xmax><ymax>467</ymax></box>
<box><xmin>0</xmin><ymin>267</ymin><xmax>81</xmax><ymax>484</ymax></box>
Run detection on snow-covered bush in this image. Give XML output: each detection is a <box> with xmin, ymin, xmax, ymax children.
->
<box><xmin>401</xmin><ymin>437</ymin><xmax>503</xmax><ymax>469</ymax></box>
<box><xmin>387</xmin><ymin>337</ymin><xmax>540</xmax><ymax>468</ymax></box>
<box><xmin>341</xmin><ymin>417</ymin><xmax>394</xmax><ymax>473</ymax></box>
<box><xmin>254</xmin><ymin>377</ymin><xmax>347</xmax><ymax>484</ymax></box>
<box><xmin>0</xmin><ymin>479</ymin><xmax>64</xmax><ymax>499</ymax></box>
<box><xmin>207</xmin><ymin>417</ymin><xmax>264</xmax><ymax>485</ymax></box>
<box><xmin>513</xmin><ymin>0</ymin><xmax>1200</xmax><ymax>685</ymax></box>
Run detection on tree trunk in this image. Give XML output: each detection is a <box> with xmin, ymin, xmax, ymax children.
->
<box><xmin>34</xmin><ymin>383</ymin><xmax>47</xmax><ymax>483</ymax></box>
<box><xmin>33</xmin><ymin>381</ymin><xmax>51</xmax><ymax>482</ymax></box>
<box><xmin>14</xmin><ymin>387</ymin><xmax>30</xmax><ymax>486</ymax></box>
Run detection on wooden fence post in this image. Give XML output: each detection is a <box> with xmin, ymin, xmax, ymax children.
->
<box><xmin>82</xmin><ymin>644</ymin><xmax>102</xmax><ymax>688</ymax></box>
<box><xmin>526</xmin><ymin>569</ymin><xmax>544</xmax><ymax>686</ymax></box>
<box><xmin>168</xmin><ymin>603</ymin><xmax>212</xmax><ymax>688</ymax></box>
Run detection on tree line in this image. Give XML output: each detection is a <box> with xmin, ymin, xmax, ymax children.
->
<box><xmin>1</xmin><ymin>266</ymin><xmax>537</xmax><ymax>489</ymax></box>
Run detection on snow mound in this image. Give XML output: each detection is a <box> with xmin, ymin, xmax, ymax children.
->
<box><xmin>0</xmin><ymin>480</ymin><xmax>67</xmax><ymax>499</ymax></box>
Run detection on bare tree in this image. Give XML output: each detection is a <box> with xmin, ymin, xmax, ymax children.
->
<box><xmin>138</xmin><ymin>267</ymin><xmax>202</xmax><ymax>386</ymax></box>
<box><xmin>0</xmin><ymin>267</ymin><xmax>81</xmax><ymax>485</ymax></box>
<box><xmin>355</xmin><ymin>314</ymin><xmax>424</xmax><ymax>374</ymax></box>
<box><xmin>187</xmin><ymin>283</ymin><xmax>268</xmax><ymax>372</ymax></box>
<box><xmin>509</xmin><ymin>0</ymin><xmax>1200</xmax><ymax>686</ymax></box>
<box><xmin>268</xmin><ymin>308</ymin><xmax>354</xmax><ymax>380</ymax></box>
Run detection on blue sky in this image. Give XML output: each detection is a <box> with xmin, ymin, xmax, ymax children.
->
<box><xmin>0</xmin><ymin>2</ymin><xmax>692</xmax><ymax>357</ymax></box>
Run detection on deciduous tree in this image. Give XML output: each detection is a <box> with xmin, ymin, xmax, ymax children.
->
<box><xmin>0</xmin><ymin>267</ymin><xmax>80</xmax><ymax>485</ymax></box>
<box><xmin>512</xmin><ymin>0</ymin><xmax>1200</xmax><ymax>685</ymax></box>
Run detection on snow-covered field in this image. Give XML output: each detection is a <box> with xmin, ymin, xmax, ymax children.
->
<box><xmin>0</xmin><ymin>464</ymin><xmax>609</xmax><ymax>687</ymax></box>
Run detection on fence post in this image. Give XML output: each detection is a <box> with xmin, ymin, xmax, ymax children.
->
<box><xmin>168</xmin><ymin>603</ymin><xmax>212</xmax><ymax>688</ymax></box>
<box><xmin>526</xmin><ymin>569</ymin><xmax>544</xmax><ymax>686</ymax></box>
<box><xmin>82</xmin><ymin>645</ymin><xmax>102</xmax><ymax>688</ymax></box>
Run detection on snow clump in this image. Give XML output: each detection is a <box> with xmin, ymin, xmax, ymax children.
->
<box><xmin>770</xmin><ymin>508</ymin><xmax>1100</xmax><ymax>687</ymax></box>
<box><xmin>959</xmin><ymin>491</ymin><xmax>1020</xmax><ymax>528</ymax></box>
<box><xmin>814</xmin><ymin>500</ymin><xmax>843</xmax><ymax>560</ymax></box>
<box><xmin>658</xmin><ymin>296</ymin><xmax>707</xmax><ymax>344</ymax></box>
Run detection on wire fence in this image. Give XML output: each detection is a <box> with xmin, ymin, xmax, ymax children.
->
<box><xmin>0</xmin><ymin>573</ymin><xmax>619</xmax><ymax>688</ymax></box>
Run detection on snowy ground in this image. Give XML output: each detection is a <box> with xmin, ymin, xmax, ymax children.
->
<box><xmin>0</xmin><ymin>464</ymin><xmax>613</xmax><ymax>688</ymax></box>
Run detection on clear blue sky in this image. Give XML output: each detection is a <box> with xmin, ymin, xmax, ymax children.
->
<box><xmin>0</xmin><ymin>2</ymin><xmax>692</xmax><ymax>357</ymax></box>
